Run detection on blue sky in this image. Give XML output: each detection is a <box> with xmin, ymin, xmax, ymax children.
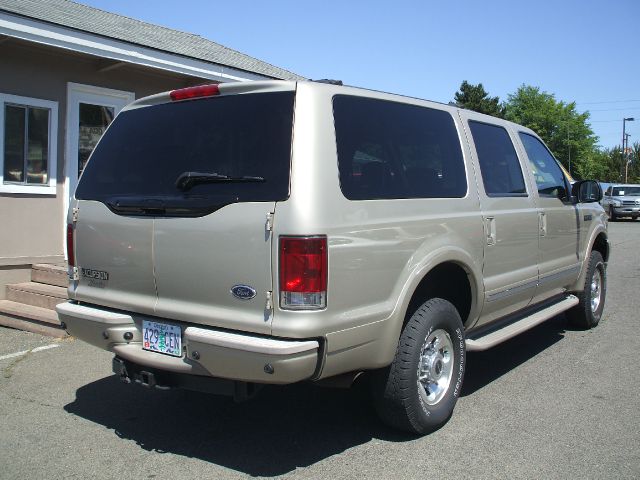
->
<box><xmin>81</xmin><ymin>0</ymin><xmax>639</xmax><ymax>150</ymax></box>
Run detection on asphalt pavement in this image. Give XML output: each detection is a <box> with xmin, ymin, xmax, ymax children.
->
<box><xmin>1</xmin><ymin>222</ymin><xmax>639</xmax><ymax>479</ymax></box>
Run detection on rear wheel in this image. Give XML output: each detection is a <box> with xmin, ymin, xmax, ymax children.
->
<box><xmin>371</xmin><ymin>298</ymin><xmax>465</xmax><ymax>434</ymax></box>
<box><xmin>567</xmin><ymin>251</ymin><xmax>606</xmax><ymax>329</ymax></box>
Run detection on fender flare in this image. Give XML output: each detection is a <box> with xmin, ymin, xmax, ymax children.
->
<box><xmin>374</xmin><ymin>246</ymin><xmax>483</xmax><ymax>366</ymax></box>
<box><xmin>570</xmin><ymin>225</ymin><xmax>609</xmax><ymax>291</ymax></box>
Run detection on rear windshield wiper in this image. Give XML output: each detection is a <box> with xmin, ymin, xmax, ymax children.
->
<box><xmin>175</xmin><ymin>171</ymin><xmax>265</xmax><ymax>191</ymax></box>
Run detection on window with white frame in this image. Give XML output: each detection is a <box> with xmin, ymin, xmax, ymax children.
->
<box><xmin>0</xmin><ymin>93</ymin><xmax>58</xmax><ymax>194</ymax></box>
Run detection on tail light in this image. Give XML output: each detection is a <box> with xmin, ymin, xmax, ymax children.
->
<box><xmin>170</xmin><ymin>84</ymin><xmax>220</xmax><ymax>101</ymax></box>
<box><xmin>66</xmin><ymin>224</ymin><xmax>75</xmax><ymax>267</ymax></box>
<box><xmin>279</xmin><ymin>236</ymin><xmax>327</xmax><ymax>310</ymax></box>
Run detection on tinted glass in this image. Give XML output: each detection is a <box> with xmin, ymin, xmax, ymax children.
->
<box><xmin>519</xmin><ymin>133</ymin><xmax>567</xmax><ymax>198</ymax></box>
<box><xmin>469</xmin><ymin>121</ymin><xmax>526</xmax><ymax>196</ymax></box>
<box><xmin>333</xmin><ymin>95</ymin><xmax>466</xmax><ymax>200</ymax></box>
<box><xmin>76</xmin><ymin>92</ymin><xmax>295</xmax><ymax>213</ymax></box>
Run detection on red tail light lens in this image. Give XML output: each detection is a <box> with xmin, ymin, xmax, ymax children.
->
<box><xmin>66</xmin><ymin>224</ymin><xmax>75</xmax><ymax>267</ymax></box>
<box><xmin>279</xmin><ymin>236</ymin><xmax>327</xmax><ymax>310</ymax></box>
<box><xmin>169</xmin><ymin>84</ymin><xmax>220</xmax><ymax>101</ymax></box>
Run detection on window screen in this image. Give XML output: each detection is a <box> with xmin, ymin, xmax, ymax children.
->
<box><xmin>469</xmin><ymin>121</ymin><xmax>526</xmax><ymax>196</ymax></box>
<box><xmin>333</xmin><ymin>95</ymin><xmax>466</xmax><ymax>200</ymax></box>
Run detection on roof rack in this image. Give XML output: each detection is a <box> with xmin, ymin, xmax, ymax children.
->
<box><xmin>312</xmin><ymin>79</ymin><xmax>344</xmax><ymax>86</ymax></box>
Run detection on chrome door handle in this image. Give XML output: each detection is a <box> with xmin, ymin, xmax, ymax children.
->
<box><xmin>539</xmin><ymin>212</ymin><xmax>547</xmax><ymax>237</ymax></box>
<box><xmin>485</xmin><ymin>217</ymin><xmax>496</xmax><ymax>246</ymax></box>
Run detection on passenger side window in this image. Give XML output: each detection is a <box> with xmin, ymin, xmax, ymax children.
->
<box><xmin>468</xmin><ymin>121</ymin><xmax>527</xmax><ymax>196</ymax></box>
<box><xmin>519</xmin><ymin>133</ymin><xmax>568</xmax><ymax>198</ymax></box>
<box><xmin>333</xmin><ymin>96</ymin><xmax>467</xmax><ymax>200</ymax></box>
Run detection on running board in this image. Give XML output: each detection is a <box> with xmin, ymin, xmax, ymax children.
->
<box><xmin>465</xmin><ymin>295</ymin><xmax>579</xmax><ymax>352</ymax></box>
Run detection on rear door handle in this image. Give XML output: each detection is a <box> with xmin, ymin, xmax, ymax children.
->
<box><xmin>539</xmin><ymin>212</ymin><xmax>547</xmax><ymax>237</ymax></box>
<box><xmin>485</xmin><ymin>217</ymin><xmax>496</xmax><ymax>246</ymax></box>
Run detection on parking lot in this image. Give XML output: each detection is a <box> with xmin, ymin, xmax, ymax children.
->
<box><xmin>1</xmin><ymin>221</ymin><xmax>639</xmax><ymax>479</ymax></box>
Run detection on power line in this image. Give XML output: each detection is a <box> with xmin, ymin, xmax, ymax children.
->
<box><xmin>576</xmin><ymin>99</ymin><xmax>640</xmax><ymax>105</ymax></box>
<box><xmin>587</xmin><ymin>107</ymin><xmax>640</xmax><ymax>112</ymax></box>
<box><xmin>590</xmin><ymin>119</ymin><xmax>640</xmax><ymax>124</ymax></box>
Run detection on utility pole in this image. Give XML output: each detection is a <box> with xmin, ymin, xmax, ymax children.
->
<box><xmin>623</xmin><ymin>117</ymin><xmax>635</xmax><ymax>182</ymax></box>
<box><xmin>567</xmin><ymin>126</ymin><xmax>571</xmax><ymax>176</ymax></box>
<box><xmin>624</xmin><ymin>133</ymin><xmax>631</xmax><ymax>183</ymax></box>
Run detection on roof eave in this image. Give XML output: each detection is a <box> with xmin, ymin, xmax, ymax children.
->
<box><xmin>0</xmin><ymin>10</ymin><xmax>290</xmax><ymax>82</ymax></box>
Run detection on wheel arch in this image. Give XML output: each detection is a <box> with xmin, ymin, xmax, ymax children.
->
<box><xmin>571</xmin><ymin>227</ymin><xmax>609</xmax><ymax>292</ymax></box>
<box><xmin>391</xmin><ymin>247</ymin><xmax>483</xmax><ymax>343</ymax></box>
<box><xmin>405</xmin><ymin>262</ymin><xmax>475</xmax><ymax>328</ymax></box>
<box><xmin>592</xmin><ymin>231</ymin><xmax>610</xmax><ymax>263</ymax></box>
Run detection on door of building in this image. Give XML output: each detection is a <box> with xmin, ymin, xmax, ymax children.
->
<box><xmin>63</xmin><ymin>83</ymin><xmax>134</xmax><ymax>256</ymax></box>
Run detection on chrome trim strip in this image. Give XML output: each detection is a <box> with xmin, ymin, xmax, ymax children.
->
<box><xmin>539</xmin><ymin>265</ymin><xmax>580</xmax><ymax>286</ymax></box>
<box><xmin>487</xmin><ymin>280</ymin><xmax>537</xmax><ymax>302</ymax></box>
<box><xmin>487</xmin><ymin>265</ymin><xmax>580</xmax><ymax>303</ymax></box>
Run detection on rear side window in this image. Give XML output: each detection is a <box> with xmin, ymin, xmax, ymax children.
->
<box><xmin>518</xmin><ymin>132</ymin><xmax>567</xmax><ymax>198</ymax></box>
<box><xmin>333</xmin><ymin>95</ymin><xmax>466</xmax><ymax>200</ymax></box>
<box><xmin>76</xmin><ymin>91</ymin><xmax>295</xmax><ymax>214</ymax></box>
<box><xmin>469</xmin><ymin>121</ymin><xmax>526</xmax><ymax>197</ymax></box>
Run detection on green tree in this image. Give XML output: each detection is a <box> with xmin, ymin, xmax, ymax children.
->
<box><xmin>622</xmin><ymin>141</ymin><xmax>640</xmax><ymax>183</ymax></box>
<box><xmin>503</xmin><ymin>85</ymin><xmax>598</xmax><ymax>177</ymax></box>
<box><xmin>574</xmin><ymin>148</ymin><xmax>611</xmax><ymax>181</ymax></box>
<box><xmin>453</xmin><ymin>81</ymin><xmax>504</xmax><ymax>118</ymax></box>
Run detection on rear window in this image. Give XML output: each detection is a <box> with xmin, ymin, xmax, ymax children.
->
<box><xmin>333</xmin><ymin>95</ymin><xmax>466</xmax><ymax>200</ymax></box>
<box><xmin>76</xmin><ymin>91</ymin><xmax>295</xmax><ymax>215</ymax></box>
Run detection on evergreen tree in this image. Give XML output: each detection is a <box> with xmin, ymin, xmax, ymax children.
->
<box><xmin>453</xmin><ymin>81</ymin><xmax>504</xmax><ymax>118</ymax></box>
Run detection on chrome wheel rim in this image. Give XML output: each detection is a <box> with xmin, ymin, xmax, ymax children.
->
<box><xmin>417</xmin><ymin>329</ymin><xmax>454</xmax><ymax>406</ymax></box>
<box><xmin>590</xmin><ymin>267</ymin><xmax>603</xmax><ymax>313</ymax></box>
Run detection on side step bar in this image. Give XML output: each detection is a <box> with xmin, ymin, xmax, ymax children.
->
<box><xmin>465</xmin><ymin>295</ymin><xmax>579</xmax><ymax>352</ymax></box>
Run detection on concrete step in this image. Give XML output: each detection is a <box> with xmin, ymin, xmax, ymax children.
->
<box><xmin>0</xmin><ymin>300</ymin><xmax>67</xmax><ymax>338</ymax></box>
<box><xmin>6</xmin><ymin>282</ymin><xmax>68</xmax><ymax>311</ymax></box>
<box><xmin>31</xmin><ymin>263</ymin><xmax>68</xmax><ymax>288</ymax></box>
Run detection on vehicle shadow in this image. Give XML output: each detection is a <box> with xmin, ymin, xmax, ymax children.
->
<box><xmin>64</xmin><ymin>314</ymin><xmax>571</xmax><ymax>476</ymax></box>
<box><xmin>462</xmin><ymin>313</ymin><xmax>569</xmax><ymax>396</ymax></box>
<box><xmin>64</xmin><ymin>373</ymin><xmax>403</xmax><ymax>476</ymax></box>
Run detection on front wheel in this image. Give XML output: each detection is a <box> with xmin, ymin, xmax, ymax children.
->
<box><xmin>371</xmin><ymin>298</ymin><xmax>466</xmax><ymax>434</ymax></box>
<box><xmin>567</xmin><ymin>251</ymin><xmax>606</xmax><ymax>329</ymax></box>
<box><xmin>608</xmin><ymin>206</ymin><xmax>616</xmax><ymax>221</ymax></box>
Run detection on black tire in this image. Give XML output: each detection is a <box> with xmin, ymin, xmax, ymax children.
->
<box><xmin>371</xmin><ymin>298</ymin><xmax>466</xmax><ymax>434</ymax></box>
<box><xmin>608</xmin><ymin>206</ymin><xmax>616</xmax><ymax>221</ymax></box>
<box><xmin>567</xmin><ymin>251</ymin><xmax>606</xmax><ymax>329</ymax></box>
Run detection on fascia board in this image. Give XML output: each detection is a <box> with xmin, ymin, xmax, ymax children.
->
<box><xmin>0</xmin><ymin>11</ymin><xmax>269</xmax><ymax>82</ymax></box>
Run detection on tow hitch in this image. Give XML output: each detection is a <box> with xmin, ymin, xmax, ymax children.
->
<box><xmin>111</xmin><ymin>356</ymin><xmax>262</xmax><ymax>400</ymax></box>
<box><xmin>112</xmin><ymin>357</ymin><xmax>169</xmax><ymax>390</ymax></box>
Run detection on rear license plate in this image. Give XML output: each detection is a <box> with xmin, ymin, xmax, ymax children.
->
<box><xmin>142</xmin><ymin>320</ymin><xmax>182</xmax><ymax>357</ymax></box>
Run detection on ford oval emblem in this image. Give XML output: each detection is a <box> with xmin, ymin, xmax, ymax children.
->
<box><xmin>231</xmin><ymin>285</ymin><xmax>257</xmax><ymax>300</ymax></box>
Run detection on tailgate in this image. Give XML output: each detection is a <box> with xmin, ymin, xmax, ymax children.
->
<box><xmin>154</xmin><ymin>202</ymin><xmax>274</xmax><ymax>334</ymax></box>
<box><xmin>71</xmin><ymin>200</ymin><xmax>156</xmax><ymax>315</ymax></box>
<box><xmin>72</xmin><ymin>83</ymin><xmax>295</xmax><ymax>335</ymax></box>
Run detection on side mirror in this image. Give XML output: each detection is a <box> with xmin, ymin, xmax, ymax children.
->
<box><xmin>571</xmin><ymin>180</ymin><xmax>602</xmax><ymax>203</ymax></box>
